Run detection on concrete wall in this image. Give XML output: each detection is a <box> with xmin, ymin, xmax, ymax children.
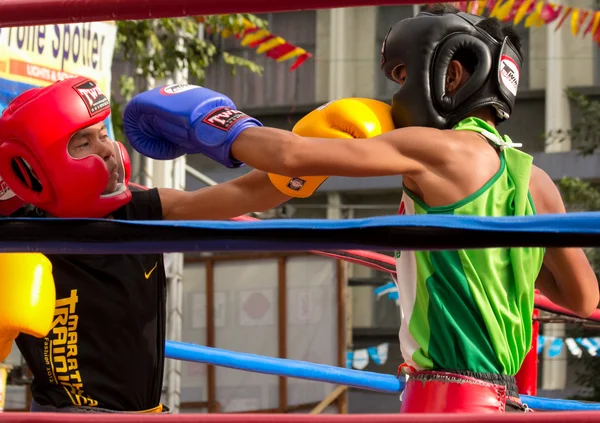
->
<box><xmin>528</xmin><ymin>0</ymin><xmax>596</xmax><ymax>91</ymax></box>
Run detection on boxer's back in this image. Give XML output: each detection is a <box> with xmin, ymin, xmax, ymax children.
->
<box><xmin>394</xmin><ymin>123</ymin><xmax>544</xmax><ymax>375</ymax></box>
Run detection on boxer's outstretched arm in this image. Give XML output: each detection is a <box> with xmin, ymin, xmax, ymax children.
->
<box><xmin>231</xmin><ymin>126</ymin><xmax>451</xmax><ymax>178</ymax></box>
<box><xmin>158</xmin><ymin>170</ymin><xmax>290</xmax><ymax>221</ymax></box>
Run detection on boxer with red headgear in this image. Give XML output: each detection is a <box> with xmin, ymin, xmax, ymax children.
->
<box><xmin>0</xmin><ymin>76</ymin><xmax>298</xmax><ymax>414</ymax></box>
<box><xmin>0</xmin><ymin>77</ymin><xmax>130</xmax><ymax>218</ymax></box>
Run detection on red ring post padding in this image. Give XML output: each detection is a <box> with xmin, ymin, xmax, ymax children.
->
<box><xmin>514</xmin><ymin>309</ymin><xmax>539</xmax><ymax>396</ymax></box>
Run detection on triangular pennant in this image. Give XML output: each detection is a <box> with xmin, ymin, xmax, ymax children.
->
<box><xmin>256</xmin><ymin>37</ymin><xmax>285</xmax><ymax>54</ymax></box>
<box><xmin>367</xmin><ymin>346</ymin><xmax>381</xmax><ymax>365</ymax></box>
<box><xmin>289</xmin><ymin>53</ymin><xmax>311</xmax><ymax>71</ymax></box>
<box><xmin>486</xmin><ymin>0</ymin><xmax>498</xmax><ymax>12</ymax></box>
<box><xmin>583</xmin><ymin>12</ymin><xmax>596</xmax><ymax>36</ymax></box>
<box><xmin>587</xmin><ymin>337</ymin><xmax>600</xmax><ymax>351</ymax></box>
<box><xmin>248</xmin><ymin>34</ymin><xmax>276</xmax><ymax>49</ymax></box>
<box><xmin>498</xmin><ymin>0</ymin><xmax>518</xmax><ymax>20</ymax></box>
<box><xmin>525</xmin><ymin>2</ymin><xmax>546</xmax><ymax>28</ymax></box>
<box><xmin>540</xmin><ymin>3</ymin><xmax>562</xmax><ymax>24</ymax></box>
<box><xmin>346</xmin><ymin>351</ymin><xmax>354</xmax><ymax>368</ymax></box>
<box><xmin>469</xmin><ymin>0</ymin><xmax>487</xmax><ymax>15</ymax></box>
<box><xmin>548</xmin><ymin>337</ymin><xmax>563</xmax><ymax>358</ymax></box>
<box><xmin>276</xmin><ymin>47</ymin><xmax>305</xmax><ymax>62</ymax></box>
<box><xmin>352</xmin><ymin>349</ymin><xmax>369</xmax><ymax>370</ymax></box>
<box><xmin>537</xmin><ymin>335</ymin><xmax>545</xmax><ymax>354</ymax></box>
<box><xmin>489</xmin><ymin>0</ymin><xmax>510</xmax><ymax>18</ymax></box>
<box><xmin>266</xmin><ymin>43</ymin><xmax>297</xmax><ymax>60</ymax></box>
<box><xmin>576</xmin><ymin>337</ymin><xmax>598</xmax><ymax>356</ymax></box>
<box><xmin>375</xmin><ymin>282</ymin><xmax>398</xmax><ymax>300</ymax></box>
<box><xmin>565</xmin><ymin>338</ymin><xmax>583</xmax><ymax>358</ymax></box>
<box><xmin>579</xmin><ymin>10</ymin><xmax>591</xmax><ymax>36</ymax></box>
<box><xmin>377</xmin><ymin>343</ymin><xmax>390</xmax><ymax>365</ymax></box>
<box><xmin>514</xmin><ymin>0</ymin><xmax>535</xmax><ymax>25</ymax></box>
<box><xmin>555</xmin><ymin>7</ymin><xmax>572</xmax><ymax>31</ymax></box>
<box><xmin>571</xmin><ymin>9</ymin><xmax>582</xmax><ymax>35</ymax></box>
<box><xmin>241</xmin><ymin>29</ymin><xmax>272</xmax><ymax>46</ymax></box>
<box><xmin>505</xmin><ymin>0</ymin><xmax>525</xmax><ymax>22</ymax></box>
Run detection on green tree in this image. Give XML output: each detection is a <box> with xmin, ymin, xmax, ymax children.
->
<box><xmin>552</xmin><ymin>90</ymin><xmax>600</xmax><ymax>275</ymax></box>
<box><xmin>111</xmin><ymin>14</ymin><xmax>267</xmax><ymax>141</ymax></box>
<box><xmin>549</xmin><ymin>90</ymin><xmax>600</xmax><ymax>401</ymax></box>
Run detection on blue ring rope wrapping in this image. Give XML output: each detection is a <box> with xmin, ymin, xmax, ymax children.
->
<box><xmin>165</xmin><ymin>340</ymin><xmax>402</xmax><ymax>394</ymax></box>
<box><xmin>3</xmin><ymin>212</ymin><xmax>600</xmax><ymax>254</ymax></box>
<box><xmin>165</xmin><ymin>341</ymin><xmax>600</xmax><ymax>411</ymax></box>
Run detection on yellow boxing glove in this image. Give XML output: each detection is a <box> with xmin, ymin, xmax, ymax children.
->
<box><xmin>0</xmin><ymin>253</ymin><xmax>55</xmax><ymax>362</ymax></box>
<box><xmin>268</xmin><ymin>98</ymin><xmax>395</xmax><ymax>198</ymax></box>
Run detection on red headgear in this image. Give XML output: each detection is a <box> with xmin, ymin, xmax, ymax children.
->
<box><xmin>0</xmin><ymin>77</ymin><xmax>131</xmax><ymax>218</ymax></box>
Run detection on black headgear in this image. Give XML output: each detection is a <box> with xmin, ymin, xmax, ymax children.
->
<box><xmin>381</xmin><ymin>11</ymin><xmax>522</xmax><ymax>129</ymax></box>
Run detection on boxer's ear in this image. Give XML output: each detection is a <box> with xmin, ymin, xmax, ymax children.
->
<box><xmin>445</xmin><ymin>61</ymin><xmax>463</xmax><ymax>95</ymax></box>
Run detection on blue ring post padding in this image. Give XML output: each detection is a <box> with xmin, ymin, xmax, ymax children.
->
<box><xmin>165</xmin><ymin>341</ymin><xmax>404</xmax><ymax>394</ymax></box>
<box><xmin>165</xmin><ymin>341</ymin><xmax>600</xmax><ymax>411</ymax></box>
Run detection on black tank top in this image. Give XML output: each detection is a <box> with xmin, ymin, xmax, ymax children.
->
<box><xmin>15</xmin><ymin>188</ymin><xmax>167</xmax><ymax>411</ymax></box>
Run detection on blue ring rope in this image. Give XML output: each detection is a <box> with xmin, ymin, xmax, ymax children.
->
<box><xmin>165</xmin><ymin>340</ymin><xmax>600</xmax><ymax>411</ymax></box>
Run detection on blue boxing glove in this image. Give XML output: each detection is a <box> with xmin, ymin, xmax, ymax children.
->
<box><xmin>122</xmin><ymin>84</ymin><xmax>262</xmax><ymax>168</ymax></box>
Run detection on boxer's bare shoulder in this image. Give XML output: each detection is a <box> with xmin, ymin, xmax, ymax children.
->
<box><xmin>528</xmin><ymin>165</ymin><xmax>564</xmax><ymax>215</ymax></box>
<box><xmin>398</xmin><ymin>126</ymin><xmax>504</xmax><ymax>207</ymax></box>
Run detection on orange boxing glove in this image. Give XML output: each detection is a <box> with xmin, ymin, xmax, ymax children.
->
<box><xmin>0</xmin><ymin>253</ymin><xmax>55</xmax><ymax>362</ymax></box>
<box><xmin>268</xmin><ymin>98</ymin><xmax>395</xmax><ymax>198</ymax></box>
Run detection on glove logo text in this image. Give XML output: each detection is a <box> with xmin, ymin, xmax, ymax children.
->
<box><xmin>159</xmin><ymin>84</ymin><xmax>199</xmax><ymax>95</ymax></box>
<box><xmin>0</xmin><ymin>178</ymin><xmax>15</xmax><ymax>201</ymax></box>
<box><xmin>73</xmin><ymin>79</ymin><xmax>109</xmax><ymax>117</ymax></box>
<box><xmin>203</xmin><ymin>107</ymin><xmax>248</xmax><ymax>131</ymax></box>
<box><xmin>286</xmin><ymin>177</ymin><xmax>306</xmax><ymax>191</ymax></box>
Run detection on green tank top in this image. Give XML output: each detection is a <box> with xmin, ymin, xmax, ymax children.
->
<box><xmin>394</xmin><ymin>117</ymin><xmax>545</xmax><ymax>376</ymax></box>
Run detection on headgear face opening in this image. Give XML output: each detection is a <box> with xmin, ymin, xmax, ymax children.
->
<box><xmin>381</xmin><ymin>11</ymin><xmax>522</xmax><ymax>129</ymax></box>
<box><xmin>0</xmin><ymin>77</ymin><xmax>132</xmax><ymax>218</ymax></box>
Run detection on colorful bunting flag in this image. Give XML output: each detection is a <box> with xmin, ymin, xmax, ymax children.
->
<box><xmin>201</xmin><ymin>16</ymin><xmax>311</xmax><ymax>71</ymax></box>
<box><xmin>347</xmin><ymin>343</ymin><xmax>390</xmax><ymax>369</ymax></box>
<box><xmin>452</xmin><ymin>1</ymin><xmax>600</xmax><ymax>45</ymax></box>
<box><xmin>539</xmin><ymin>335</ymin><xmax>600</xmax><ymax>358</ymax></box>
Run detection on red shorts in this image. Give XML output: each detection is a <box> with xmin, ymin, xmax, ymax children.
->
<box><xmin>399</xmin><ymin>370</ymin><xmax>527</xmax><ymax>413</ymax></box>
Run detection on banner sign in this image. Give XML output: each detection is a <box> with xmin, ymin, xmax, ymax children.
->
<box><xmin>0</xmin><ymin>22</ymin><xmax>117</xmax><ymax>136</ymax></box>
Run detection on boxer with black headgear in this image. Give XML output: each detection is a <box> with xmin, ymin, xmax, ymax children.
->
<box><xmin>381</xmin><ymin>3</ymin><xmax>523</xmax><ymax>130</ymax></box>
<box><xmin>122</xmin><ymin>3</ymin><xmax>599</xmax><ymax>415</ymax></box>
